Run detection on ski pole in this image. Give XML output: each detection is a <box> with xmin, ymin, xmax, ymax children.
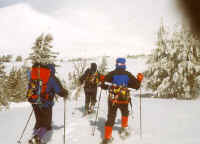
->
<box><xmin>91</xmin><ymin>88</ymin><xmax>102</xmax><ymax>136</ymax></box>
<box><xmin>63</xmin><ymin>98</ymin><xmax>67</xmax><ymax>144</ymax></box>
<box><xmin>129</xmin><ymin>98</ymin><xmax>134</xmax><ymax>119</ymax></box>
<box><xmin>17</xmin><ymin>109</ymin><xmax>34</xmax><ymax>144</ymax></box>
<box><xmin>139</xmin><ymin>87</ymin><xmax>142</xmax><ymax>139</ymax></box>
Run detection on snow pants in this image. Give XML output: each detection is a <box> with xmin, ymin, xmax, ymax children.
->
<box><xmin>32</xmin><ymin>104</ymin><xmax>52</xmax><ymax>130</ymax></box>
<box><xmin>104</xmin><ymin>101</ymin><xmax>129</xmax><ymax>140</ymax></box>
<box><xmin>105</xmin><ymin>101</ymin><xmax>129</xmax><ymax>127</ymax></box>
<box><xmin>84</xmin><ymin>87</ymin><xmax>97</xmax><ymax>110</ymax></box>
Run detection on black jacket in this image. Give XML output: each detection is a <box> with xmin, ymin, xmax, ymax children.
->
<box><xmin>103</xmin><ymin>68</ymin><xmax>140</xmax><ymax>90</ymax></box>
<box><xmin>79</xmin><ymin>68</ymin><xmax>100</xmax><ymax>89</ymax></box>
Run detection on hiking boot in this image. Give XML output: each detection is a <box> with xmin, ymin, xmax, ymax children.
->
<box><xmin>28</xmin><ymin>135</ymin><xmax>41</xmax><ymax>144</ymax></box>
<box><xmin>101</xmin><ymin>137</ymin><xmax>113</xmax><ymax>144</ymax></box>
<box><xmin>34</xmin><ymin>135</ymin><xmax>41</xmax><ymax>144</ymax></box>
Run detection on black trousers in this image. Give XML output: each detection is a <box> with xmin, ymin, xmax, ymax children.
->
<box><xmin>105</xmin><ymin>101</ymin><xmax>129</xmax><ymax>127</ymax></box>
<box><xmin>32</xmin><ymin>104</ymin><xmax>52</xmax><ymax>130</ymax></box>
<box><xmin>84</xmin><ymin>87</ymin><xmax>97</xmax><ymax>110</ymax></box>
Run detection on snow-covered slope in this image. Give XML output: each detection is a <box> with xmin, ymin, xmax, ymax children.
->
<box><xmin>1</xmin><ymin>89</ymin><xmax>200</xmax><ymax>144</ymax></box>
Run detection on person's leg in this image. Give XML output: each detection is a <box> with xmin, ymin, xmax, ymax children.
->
<box><xmin>90</xmin><ymin>89</ymin><xmax>97</xmax><ymax>107</ymax></box>
<box><xmin>104</xmin><ymin>102</ymin><xmax>118</xmax><ymax>141</ymax></box>
<box><xmin>46</xmin><ymin>107</ymin><xmax>52</xmax><ymax>130</ymax></box>
<box><xmin>33</xmin><ymin>107</ymin><xmax>52</xmax><ymax>140</ymax></box>
<box><xmin>32</xmin><ymin>104</ymin><xmax>40</xmax><ymax>130</ymax></box>
<box><xmin>119</xmin><ymin>103</ymin><xmax>131</xmax><ymax>136</ymax></box>
<box><xmin>84</xmin><ymin>89</ymin><xmax>90</xmax><ymax>113</ymax></box>
<box><xmin>119</xmin><ymin>104</ymin><xmax>129</xmax><ymax>128</ymax></box>
<box><xmin>40</xmin><ymin>107</ymin><xmax>52</xmax><ymax>129</ymax></box>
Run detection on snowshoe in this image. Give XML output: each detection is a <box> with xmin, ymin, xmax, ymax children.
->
<box><xmin>100</xmin><ymin>137</ymin><xmax>113</xmax><ymax>144</ymax></box>
<box><xmin>119</xmin><ymin>127</ymin><xmax>131</xmax><ymax>140</ymax></box>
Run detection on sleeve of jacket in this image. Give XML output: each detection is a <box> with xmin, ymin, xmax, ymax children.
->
<box><xmin>127</xmin><ymin>72</ymin><xmax>141</xmax><ymax>90</ymax></box>
<box><xmin>100</xmin><ymin>71</ymin><xmax>114</xmax><ymax>90</ymax></box>
<box><xmin>79</xmin><ymin>69</ymin><xmax>90</xmax><ymax>84</ymax></box>
<box><xmin>104</xmin><ymin>71</ymin><xmax>114</xmax><ymax>83</ymax></box>
<box><xmin>47</xmin><ymin>76</ymin><xmax>68</xmax><ymax>98</ymax></box>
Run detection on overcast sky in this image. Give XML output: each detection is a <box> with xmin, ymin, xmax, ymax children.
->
<box><xmin>0</xmin><ymin>0</ymin><xmax>183</xmax><ymax>58</ymax></box>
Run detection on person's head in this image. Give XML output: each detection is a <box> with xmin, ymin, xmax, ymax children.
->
<box><xmin>90</xmin><ymin>62</ymin><xmax>97</xmax><ymax>73</ymax></box>
<box><xmin>47</xmin><ymin>63</ymin><xmax>56</xmax><ymax>75</ymax></box>
<box><xmin>116</xmin><ymin>57</ymin><xmax>126</xmax><ymax>70</ymax></box>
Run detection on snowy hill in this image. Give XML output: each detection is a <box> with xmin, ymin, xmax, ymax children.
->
<box><xmin>0</xmin><ymin>0</ymin><xmax>182</xmax><ymax>58</ymax></box>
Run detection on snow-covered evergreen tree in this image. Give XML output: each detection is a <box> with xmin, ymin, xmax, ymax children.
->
<box><xmin>145</xmin><ymin>21</ymin><xmax>169</xmax><ymax>95</ymax></box>
<box><xmin>0</xmin><ymin>61</ymin><xmax>5</xmax><ymax>79</ymax></box>
<box><xmin>98</xmin><ymin>56</ymin><xmax>108</xmax><ymax>75</ymax></box>
<box><xmin>145</xmin><ymin>23</ymin><xmax>200</xmax><ymax>99</ymax></box>
<box><xmin>68</xmin><ymin>59</ymin><xmax>88</xmax><ymax>90</ymax></box>
<box><xmin>4</xmin><ymin>66</ymin><xmax>28</xmax><ymax>102</ymax></box>
<box><xmin>0</xmin><ymin>61</ymin><xmax>7</xmax><ymax>107</ymax></box>
<box><xmin>28</xmin><ymin>33</ymin><xmax>58</xmax><ymax>64</ymax></box>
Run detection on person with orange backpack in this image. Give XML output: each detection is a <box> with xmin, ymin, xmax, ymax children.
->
<box><xmin>27</xmin><ymin>63</ymin><xmax>68</xmax><ymax>144</ymax></box>
<box><xmin>100</xmin><ymin>58</ymin><xmax>143</xmax><ymax>144</ymax></box>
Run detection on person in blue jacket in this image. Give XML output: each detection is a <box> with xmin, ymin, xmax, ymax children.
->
<box><xmin>28</xmin><ymin>63</ymin><xmax>68</xmax><ymax>144</ymax></box>
<box><xmin>100</xmin><ymin>58</ymin><xmax>143</xmax><ymax>144</ymax></box>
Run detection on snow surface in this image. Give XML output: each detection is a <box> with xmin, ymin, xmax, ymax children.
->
<box><xmin>0</xmin><ymin>58</ymin><xmax>200</xmax><ymax>144</ymax></box>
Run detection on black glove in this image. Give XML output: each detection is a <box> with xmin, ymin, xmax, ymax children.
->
<box><xmin>64</xmin><ymin>89</ymin><xmax>69</xmax><ymax>99</ymax></box>
<box><xmin>101</xmin><ymin>82</ymin><xmax>110</xmax><ymax>90</ymax></box>
<box><xmin>58</xmin><ymin>88</ymin><xmax>68</xmax><ymax>99</ymax></box>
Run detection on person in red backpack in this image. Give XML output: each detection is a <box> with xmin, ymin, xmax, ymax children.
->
<box><xmin>27</xmin><ymin>63</ymin><xmax>68</xmax><ymax>144</ymax></box>
<box><xmin>100</xmin><ymin>58</ymin><xmax>143</xmax><ymax>144</ymax></box>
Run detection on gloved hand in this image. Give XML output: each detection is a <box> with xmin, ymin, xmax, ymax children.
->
<box><xmin>100</xmin><ymin>75</ymin><xmax>105</xmax><ymax>82</ymax></box>
<box><xmin>79</xmin><ymin>79</ymin><xmax>83</xmax><ymax>85</ymax></box>
<box><xmin>137</xmin><ymin>73</ymin><xmax>144</xmax><ymax>83</ymax></box>
<box><xmin>62</xmin><ymin>89</ymin><xmax>69</xmax><ymax>100</ymax></box>
<box><xmin>100</xmin><ymin>82</ymin><xmax>110</xmax><ymax>90</ymax></box>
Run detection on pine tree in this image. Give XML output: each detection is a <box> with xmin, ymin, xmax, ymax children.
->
<box><xmin>0</xmin><ymin>61</ymin><xmax>5</xmax><ymax>79</ymax></box>
<box><xmin>4</xmin><ymin>66</ymin><xmax>29</xmax><ymax>102</ymax></box>
<box><xmin>145</xmin><ymin>21</ymin><xmax>169</xmax><ymax>94</ymax></box>
<box><xmin>68</xmin><ymin>59</ymin><xmax>88</xmax><ymax>90</ymax></box>
<box><xmin>145</xmin><ymin>23</ymin><xmax>200</xmax><ymax>99</ymax></box>
<box><xmin>98</xmin><ymin>56</ymin><xmax>108</xmax><ymax>75</ymax></box>
<box><xmin>0</xmin><ymin>61</ymin><xmax>8</xmax><ymax>107</ymax></box>
<box><xmin>168</xmin><ymin>26</ymin><xmax>200</xmax><ymax>99</ymax></box>
<box><xmin>28</xmin><ymin>33</ymin><xmax>58</xmax><ymax>64</ymax></box>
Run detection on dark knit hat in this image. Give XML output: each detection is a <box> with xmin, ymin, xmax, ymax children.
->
<box><xmin>90</xmin><ymin>63</ymin><xmax>97</xmax><ymax>73</ymax></box>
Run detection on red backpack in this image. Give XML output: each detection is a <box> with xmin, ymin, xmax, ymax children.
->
<box><xmin>27</xmin><ymin>66</ymin><xmax>51</xmax><ymax>104</ymax></box>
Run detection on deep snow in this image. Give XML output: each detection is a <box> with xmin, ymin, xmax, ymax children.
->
<box><xmin>1</xmin><ymin>93</ymin><xmax>200</xmax><ymax>144</ymax></box>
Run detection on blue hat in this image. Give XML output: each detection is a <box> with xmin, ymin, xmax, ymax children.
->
<box><xmin>116</xmin><ymin>58</ymin><xmax>126</xmax><ymax>69</ymax></box>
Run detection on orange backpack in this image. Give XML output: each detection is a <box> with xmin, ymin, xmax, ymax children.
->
<box><xmin>27</xmin><ymin>67</ymin><xmax>51</xmax><ymax>104</ymax></box>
